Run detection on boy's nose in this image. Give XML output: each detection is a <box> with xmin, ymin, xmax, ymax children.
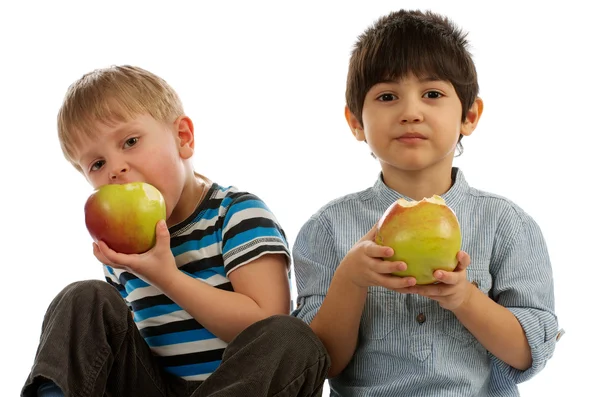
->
<box><xmin>109</xmin><ymin>166</ymin><xmax>130</xmax><ymax>182</ymax></box>
<box><xmin>400</xmin><ymin>115</ymin><xmax>423</xmax><ymax>124</ymax></box>
<box><xmin>399</xmin><ymin>101</ymin><xmax>424</xmax><ymax>124</ymax></box>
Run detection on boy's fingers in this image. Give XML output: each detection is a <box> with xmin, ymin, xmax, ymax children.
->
<box><xmin>435</xmin><ymin>267</ymin><xmax>472</xmax><ymax>286</ymax></box>
<box><xmin>410</xmin><ymin>284</ymin><xmax>448</xmax><ymax>297</ymax></box>
<box><xmin>456</xmin><ymin>251</ymin><xmax>471</xmax><ymax>271</ymax></box>
<box><xmin>92</xmin><ymin>242</ymin><xmax>108</xmax><ymax>264</ymax></box>
<box><xmin>380</xmin><ymin>274</ymin><xmax>417</xmax><ymax>290</ymax></box>
<box><xmin>97</xmin><ymin>241</ymin><xmax>135</xmax><ymax>268</ymax></box>
<box><xmin>364</xmin><ymin>243</ymin><xmax>393</xmax><ymax>259</ymax></box>
<box><xmin>93</xmin><ymin>242</ymin><xmax>119</xmax><ymax>268</ymax></box>
<box><xmin>433</xmin><ymin>270</ymin><xmax>459</xmax><ymax>285</ymax></box>
<box><xmin>361</xmin><ymin>222</ymin><xmax>380</xmax><ymax>242</ymax></box>
<box><xmin>371</xmin><ymin>259</ymin><xmax>406</xmax><ymax>275</ymax></box>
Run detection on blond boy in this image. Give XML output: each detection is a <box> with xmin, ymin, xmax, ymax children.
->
<box><xmin>23</xmin><ymin>65</ymin><xmax>329</xmax><ymax>397</ymax></box>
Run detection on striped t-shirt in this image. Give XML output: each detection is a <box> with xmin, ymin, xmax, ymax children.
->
<box><xmin>104</xmin><ymin>182</ymin><xmax>291</xmax><ymax>381</ymax></box>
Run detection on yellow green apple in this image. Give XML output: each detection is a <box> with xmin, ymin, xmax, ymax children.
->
<box><xmin>84</xmin><ymin>182</ymin><xmax>167</xmax><ymax>254</ymax></box>
<box><xmin>375</xmin><ymin>195</ymin><xmax>461</xmax><ymax>285</ymax></box>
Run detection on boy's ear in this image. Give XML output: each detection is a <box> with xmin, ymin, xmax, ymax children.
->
<box><xmin>345</xmin><ymin>106</ymin><xmax>365</xmax><ymax>141</ymax></box>
<box><xmin>174</xmin><ymin>115</ymin><xmax>195</xmax><ymax>159</ymax></box>
<box><xmin>460</xmin><ymin>97</ymin><xmax>484</xmax><ymax>137</ymax></box>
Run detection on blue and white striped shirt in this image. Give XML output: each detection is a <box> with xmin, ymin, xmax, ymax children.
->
<box><xmin>104</xmin><ymin>182</ymin><xmax>290</xmax><ymax>381</ymax></box>
<box><xmin>292</xmin><ymin>167</ymin><xmax>559</xmax><ymax>396</ymax></box>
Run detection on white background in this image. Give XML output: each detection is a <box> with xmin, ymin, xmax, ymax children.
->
<box><xmin>1</xmin><ymin>0</ymin><xmax>597</xmax><ymax>395</ymax></box>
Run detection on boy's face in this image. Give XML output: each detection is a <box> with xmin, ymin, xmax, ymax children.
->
<box><xmin>74</xmin><ymin>113</ymin><xmax>194</xmax><ymax>221</ymax></box>
<box><xmin>347</xmin><ymin>73</ymin><xmax>482</xmax><ymax>174</ymax></box>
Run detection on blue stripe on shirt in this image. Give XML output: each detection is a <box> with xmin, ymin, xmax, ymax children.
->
<box><xmin>134</xmin><ymin>303</ymin><xmax>182</xmax><ymax>322</ymax></box>
<box><xmin>223</xmin><ymin>227</ymin><xmax>283</xmax><ymax>253</ymax></box>
<box><xmin>194</xmin><ymin>266</ymin><xmax>226</xmax><ymax>279</ymax></box>
<box><xmin>124</xmin><ymin>277</ymin><xmax>150</xmax><ymax>293</ymax></box>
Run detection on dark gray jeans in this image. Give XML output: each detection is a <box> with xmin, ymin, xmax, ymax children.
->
<box><xmin>22</xmin><ymin>280</ymin><xmax>330</xmax><ymax>397</ymax></box>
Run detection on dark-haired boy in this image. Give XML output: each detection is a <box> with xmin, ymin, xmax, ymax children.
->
<box><xmin>292</xmin><ymin>9</ymin><xmax>561</xmax><ymax>396</ymax></box>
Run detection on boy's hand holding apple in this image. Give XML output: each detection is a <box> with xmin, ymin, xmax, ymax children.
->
<box><xmin>375</xmin><ymin>195</ymin><xmax>473</xmax><ymax>309</ymax></box>
<box><xmin>85</xmin><ymin>182</ymin><xmax>178</xmax><ymax>287</ymax></box>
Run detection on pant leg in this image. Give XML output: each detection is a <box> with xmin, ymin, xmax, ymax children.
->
<box><xmin>194</xmin><ymin>315</ymin><xmax>330</xmax><ymax>397</ymax></box>
<box><xmin>21</xmin><ymin>280</ymin><xmax>198</xmax><ymax>397</ymax></box>
<box><xmin>37</xmin><ymin>382</ymin><xmax>64</xmax><ymax>397</ymax></box>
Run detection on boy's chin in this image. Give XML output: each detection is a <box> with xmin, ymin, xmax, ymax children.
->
<box><xmin>385</xmin><ymin>160</ymin><xmax>439</xmax><ymax>173</ymax></box>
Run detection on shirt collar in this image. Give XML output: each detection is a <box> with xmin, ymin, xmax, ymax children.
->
<box><xmin>372</xmin><ymin>167</ymin><xmax>469</xmax><ymax>208</ymax></box>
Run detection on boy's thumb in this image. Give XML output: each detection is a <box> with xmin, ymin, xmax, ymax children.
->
<box><xmin>155</xmin><ymin>219</ymin><xmax>170</xmax><ymax>243</ymax></box>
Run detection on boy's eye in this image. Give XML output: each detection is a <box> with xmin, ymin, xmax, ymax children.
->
<box><xmin>90</xmin><ymin>160</ymin><xmax>105</xmax><ymax>172</ymax></box>
<box><xmin>124</xmin><ymin>137</ymin><xmax>139</xmax><ymax>148</ymax></box>
<box><xmin>424</xmin><ymin>91</ymin><xmax>443</xmax><ymax>99</ymax></box>
<box><xmin>377</xmin><ymin>93</ymin><xmax>397</xmax><ymax>102</ymax></box>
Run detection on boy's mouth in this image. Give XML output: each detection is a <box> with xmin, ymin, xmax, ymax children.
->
<box><xmin>396</xmin><ymin>132</ymin><xmax>427</xmax><ymax>143</ymax></box>
<box><xmin>399</xmin><ymin>132</ymin><xmax>426</xmax><ymax>139</ymax></box>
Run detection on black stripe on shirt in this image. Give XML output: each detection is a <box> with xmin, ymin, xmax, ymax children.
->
<box><xmin>223</xmin><ymin>217</ymin><xmax>284</xmax><ymax>244</ymax></box>
<box><xmin>139</xmin><ymin>318</ymin><xmax>205</xmax><ymax>338</ymax></box>
<box><xmin>179</xmin><ymin>255</ymin><xmax>225</xmax><ymax>274</ymax></box>
<box><xmin>224</xmin><ymin>244</ymin><xmax>289</xmax><ymax>273</ymax></box>
<box><xmin>157</xmin><ymin>348</ymin><xmax>225</xmax><ymax>368</ymax></box>
<box><xmin>131</xmin><ymin>281</ymin><xmax>234</xmax><ymax>312</ymax></box>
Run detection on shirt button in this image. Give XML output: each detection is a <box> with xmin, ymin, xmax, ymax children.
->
<box><xmin>416</xmin><ymin>313</ymin><xmax>426</xmax><ymax>323</ymax></box>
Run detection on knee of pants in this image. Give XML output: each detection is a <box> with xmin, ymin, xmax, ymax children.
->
<box><xmin>260</xmin><ymin>315</ymin><xmax>327</xmax><ymax>357</ymax></box>
<box><xmin>56</xmin><ymin>279</ymin><xmax>125</xmax><ymax>311</ymax></box>
<box><xmin>41</xmin><ymin>280</ymin><xmax>130</xmax><ymax>331</ymax></box>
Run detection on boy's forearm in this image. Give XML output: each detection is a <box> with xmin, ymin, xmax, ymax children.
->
<box><xmin>452</xmin><ymin>286</ymin><xmax>532</xmax><ymax>370</ymax></box>
<box><xmin>309</xmin><ymin>270</ymin><xmax>368</xmax><ymax>378</ymax></box>
<box><xmin>156</xmin><ymin>270</ymin><xmax>279</xmax><ymax>343</ymax></box>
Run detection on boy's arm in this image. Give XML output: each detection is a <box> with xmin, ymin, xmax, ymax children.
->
<box><xmin>451</xmin><ymin>285</ymin><xmax>534</xmax><ymax>370</ymax></box>
<box><xmin>306</xmin><ymin>269</ymin><xmax>367</xmax><ymax>377</ymax></box>
<box><xmin>153</xmin><ymin>192</ymin><xmax>291</xmax><ymax>343</ymax></box>
<box><xmin>461</xmin><ymin>210</ymin><xmax>559</xmax><ymax>382</ymax></box>
<box><xmin>158</xmin><ymin>253</ymin><xmax>290</xmax><ymax>342</ymax></box>
<box><xmin>487</xmin><ymin>211</ymin><xmax>558</xmax><ymax>381</ymax></box>
<box><xmin>293</xmin><ymin>217</ymin><xmax>412</xmax><ymax>378</ymax></box>
<box><xmin>293</xmin><ymin>215</ymin><xmax>361</xmax><ymax>377</ymax></box>
<box><xmin>95</xmin><ymin>192</ymin><xmax>292</xmax><ymax>343</ymax></box>
<box><xmin>410</xmin><ymin>252</ymin><xmax>536</xmax><ymax>371</ymax></box>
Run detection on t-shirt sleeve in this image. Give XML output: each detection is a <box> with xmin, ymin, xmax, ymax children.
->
<box><xmin>221</xmin><ymin>192</ymin><xmax>290</xmax><ymax>276</ymax></box>
<box><xmin>489</xmin><ymin>209</ymin><xmax>560</xmax><ymax>383</ymax></box>
<box><xmin>291</xmin><ymin>213</ymin><xmax>337</xmax><ymax>325</ymax></box>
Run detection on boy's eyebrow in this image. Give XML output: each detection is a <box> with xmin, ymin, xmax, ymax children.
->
<box><xmin>76</xmin><ymin>121</ymin><xmax>141</xmax><ymax>165</ymax></box>
<box><xmin>76</xmin><ymin>147</ymin><xmax>97</xmax><ymax>168</ymax></box>
<box><xmin>418</xmin><ymin>76</ymin><xmax>444</xmax><ymax>83</ymax></box>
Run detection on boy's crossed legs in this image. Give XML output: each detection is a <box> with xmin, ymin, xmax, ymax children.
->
<box><xmin>22</xmin><ymin>280</ymin><xmax>330</xmax><ymax>397</ymax></box>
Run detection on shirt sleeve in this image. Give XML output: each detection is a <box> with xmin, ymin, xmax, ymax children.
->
<box><xmin>489</xmin><ymin>209</ymin><xmax>559</xmax><ymax>383</ymax></box>
<box><xmin>291</xmin><ymin>214</ymin><xmax>337</xmax><ymax>324</ymax></box>
<box><xmin>221</xmin><ymin>192</ymin><xmax>291</xmax><ymax>276</ymax></box>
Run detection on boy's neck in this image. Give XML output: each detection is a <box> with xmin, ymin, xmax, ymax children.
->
<box><xmin>167</xmin><ymin>170</ymin><xmax>212</xmax><ymax>228</ymax></box>
<box><xmin>380</xmin><ymin>163</ymin><xmax>455</xmax><ymax>201</ymax></box>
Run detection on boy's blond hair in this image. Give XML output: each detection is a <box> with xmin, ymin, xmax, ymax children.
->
<box><xmin>57</xmin><ymin>65</ymin><xmax>184</xmax><ymax>172</ymax></box>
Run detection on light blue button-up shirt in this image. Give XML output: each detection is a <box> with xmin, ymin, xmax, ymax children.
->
<box><xmin>292</xmin><ymin>167</ymin><xmax>559</xmax><ymax>397</ymax></box>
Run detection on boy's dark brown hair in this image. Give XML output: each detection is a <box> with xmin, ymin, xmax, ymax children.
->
<box><xmin>346</xmin><ymin>9</ymin><xmax>479</xmax><ymax>151</ymax></box>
